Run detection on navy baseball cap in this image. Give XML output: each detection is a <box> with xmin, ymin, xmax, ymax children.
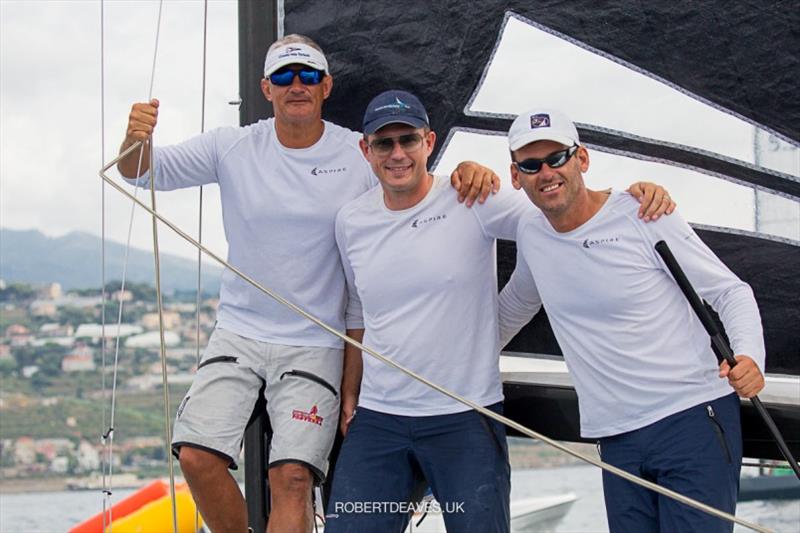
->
<box><xmin>362</xmin><ymin>90</ymin><xmax>430</xmax><ymax>135</ymax></box>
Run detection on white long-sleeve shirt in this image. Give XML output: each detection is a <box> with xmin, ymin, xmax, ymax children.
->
<box><xmin>499</xmin><ymin>191</ymin><xmax>765</xmax><ymax>438</ymax></box>
<box><xmin>125</xmin><ymin>119</ymin><xmax>376</xmax><ymax>348</ymax></box>
<box><xmin>335</xmin><ymin>175</ymin><xmax>533</xmax><ymax>415</ymax></box>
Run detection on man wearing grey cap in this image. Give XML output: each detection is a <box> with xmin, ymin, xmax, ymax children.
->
<box><xmin>324</xmin><ymin>93</ymin><xmax>675</xmax><ymax>533</ymax></box>
<box><xmin>116</xmin><ymin>34</ymin><xmax>500</xmax><ymax>532</ymax></box>
<box><xmin>499</xmin><ymin>108</ymin><xmax>765</xmax><ymax>532</ymax></box>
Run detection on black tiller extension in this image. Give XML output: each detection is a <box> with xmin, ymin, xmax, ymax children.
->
<box><xmin>655</xmin><ymin>240</ymin><xmax>800</xmax><ymax>479</ymax></box>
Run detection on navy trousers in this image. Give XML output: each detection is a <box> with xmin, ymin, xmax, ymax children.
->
<box><xmin>600</xmin><ymin>393</ymin><xmax>742</xmax><ymax>533</ymax></box>
<box><xmin>325</xmin><ymin>403</ymin><xmax>510</xmax><ymax>533</ymax></box>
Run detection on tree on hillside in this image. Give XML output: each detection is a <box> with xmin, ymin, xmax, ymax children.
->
<box><xmin>102</xmin><ymin>301</ymin><xmax>147</xmax><ymax>324</ymax></box>
<box><xmin>59</xmin><ymin>306</ymin><xmax>97</xmax><ymax>328</ymax></box>
<box><xmin>37</xmin><ymin>344</ymin><xmax>69</xmax><ymax>376</ymax></box>
<box><xmin>105</xmin><ymin>280</ymin><xmax>158</xmax><ymax>302</ymax></box>
<box><xmin>71</xmin><ymin>288</ymin><xmax>101</xmax><ymax>297</ymax></box>
<box><xmin>30</xmin><ymin>370</ymin><xmax>50</xmax><ymax>390</ymax></box>
<box><xmin>0</xmin><ymin>283</ymin><xmax>36</xmax><ymax>302</ymax></box>
<box><xmin>0</xmin><ymin>358</ymin><xmax>17</xmax><ymax>376</ymax></box>
<box><xmin>11</xmin><ymin>345</ymin><xmax>38</xmax><ymax>368</ymax></box>
<box><xmin>12</xmin><ymin>344</ymin><xmax>70</xmax><ymax>378</ymax></box>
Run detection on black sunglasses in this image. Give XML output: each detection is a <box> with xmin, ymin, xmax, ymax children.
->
<box><xmin>269</xmin><ymin>66</ymin><xmax>324</xmax><ymax>86</ymax></box>
<box><xmin>514</xmin><ymin>145</ymin><xmax>579</xmax><ymax>174</ymax></box>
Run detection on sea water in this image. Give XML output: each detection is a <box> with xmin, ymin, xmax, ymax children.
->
<box><xmin>1</xmin><ymin>466</ymin><xmax>798</xmax><ymax>532</ymax></box>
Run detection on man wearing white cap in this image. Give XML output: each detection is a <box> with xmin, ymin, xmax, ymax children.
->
<box><xmin>324</xmin><ymin>92</ymin><xmax>675</xmax><ymax>533</ymax></box>
<box><xmin>499</xmin><ymin>109</ymin><xmax>765</xmax><ymax>532</ymax></box>
<box><xmin>117</xmin><ymin>34</ymin><xmax>500</xmax><ymax>533</ymax></box>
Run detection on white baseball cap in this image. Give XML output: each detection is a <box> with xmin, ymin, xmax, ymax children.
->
<box><xmin>508</xmin><ymin>109</ymin><xmax>580</xmax><ymax>151</ymax></box>
<box><xmin>263</xmin><ymin>43</ymin><xmax>329</xmax><ymax>77</ymax></box>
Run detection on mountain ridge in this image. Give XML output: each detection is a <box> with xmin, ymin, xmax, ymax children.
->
<box><xmin>0</xmin><ymin>228</ymin><xmax>221</xmax><ymax>293</ymax></box>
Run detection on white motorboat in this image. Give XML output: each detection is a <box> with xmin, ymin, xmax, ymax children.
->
<box><xmin>403</xmin><ymin>493</ymin><xmax>577</xmax><ymax>532</ymax></box>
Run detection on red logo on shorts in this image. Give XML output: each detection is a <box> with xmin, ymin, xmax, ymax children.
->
<box><xmin>292</xmin><ymin>405</ymin><xmax>324</xmax><ymax>426</ymax></box>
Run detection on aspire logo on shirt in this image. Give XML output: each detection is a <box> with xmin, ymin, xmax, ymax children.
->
<box><xmin>582</xmin><ymin>237</ymin><xmax>620</xmax><ymax>249</ymax></box>
<box><xmin>311</xmin><ymin>166</ymin><xmax>347</xmax><ymax>176</ymax></box>
<box><xmin>411</xmin><ymin>214</ymin><xmax>447</xmax><ymax>228</ymax></box>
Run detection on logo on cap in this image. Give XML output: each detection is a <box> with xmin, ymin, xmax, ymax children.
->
<box><xmin>375</xmin><ymin>97</ymin><xmax>412</xmax><ymax>113</ymax></box>
<box><xmin>530</xmin><ymin>114</ymin><xmax>551</xmax><ymax>129</ymax></box>
<box><xmin>278</xmin><ymin>46</ymin><xmax>311</xmax><ymax>59</ymax></box>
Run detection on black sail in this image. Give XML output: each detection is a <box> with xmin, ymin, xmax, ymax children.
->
<box><xmin>236</xmin><ymin>6</ymin><xmax>797</xmax><ymax>521</ymax></box>
<box><xmin>281</xmin><ymin>0</ymin><xmax>799</xmax><ymax>375</ymax></box>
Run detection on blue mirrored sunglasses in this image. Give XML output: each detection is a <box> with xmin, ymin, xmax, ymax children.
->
<box><xmin>514</xmin><ymin>145</ymin><xmax>579</xmax><ymax>174</ymax></box>
<box><xmin>269</xmin><ymin>66</ymin><xmax>324</xmax><ymax>86</ymax></box>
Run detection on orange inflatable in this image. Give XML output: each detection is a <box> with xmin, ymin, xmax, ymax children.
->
<box><xmin>69</xmin><ymin>479</ymin><xmax>192</xmax><ymax>533</ymax></box>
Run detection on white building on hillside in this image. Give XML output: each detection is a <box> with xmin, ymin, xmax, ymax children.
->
<box><xmin>62</xmin><ymin>344</ymin><xmax>95</xmax><ymax>372</ymax></box>
<box><xmin>75</xmin><ymin>323</ymin><xmax>142</xmax><ymax>342</ymax></box>
<box><xmin>125</xmin><ymin>331</ymin><xmax>181</xmax><ymax>349</ymax></box>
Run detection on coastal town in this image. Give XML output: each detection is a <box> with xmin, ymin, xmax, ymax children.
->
<box><xmin>0</xmin><ymin>279</ymin><xmax>590</xmax><ymax>494</ymax></box>
<box><xmin>0</xmin><ymin>279</ymin><xmax>217</xmax><ymax>491</ymax></box>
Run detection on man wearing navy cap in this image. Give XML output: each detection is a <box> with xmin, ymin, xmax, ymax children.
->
<box><xmin>325</xmin><ymin>92</ymin><xmax>675</xmax><ymax>533</ymax></box>
<box><xmin>117</xmin><ymin>35</ymin><xmax>504</xmax><ymax>533</ymax></box>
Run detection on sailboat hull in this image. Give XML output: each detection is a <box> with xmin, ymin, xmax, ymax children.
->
<box><xmin>501</xmin><ymin>355</ymin><xmax>800</xmax><ymax>461</ymax></box>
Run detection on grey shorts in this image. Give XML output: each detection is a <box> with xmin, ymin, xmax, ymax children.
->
<box><xmin>172</xmin><ymin>328</ymin><xmax>343</xmax><ymax>482</ymax></box>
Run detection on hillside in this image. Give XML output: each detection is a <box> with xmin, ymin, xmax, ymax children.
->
<box><xmin>0</xmin><ymin>228</ymin><xmax>221</xmax><ymax>293</ymax></box>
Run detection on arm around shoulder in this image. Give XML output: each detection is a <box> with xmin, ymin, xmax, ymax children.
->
<box><xmin>498</xmin><ymin>247</ymin><xmax>543</xmax><ymax>348</ymax></box>
<box><xmin>626</xmin><ymin>181</ymin><xmax>676</xmax><ymax>221</ymax></box>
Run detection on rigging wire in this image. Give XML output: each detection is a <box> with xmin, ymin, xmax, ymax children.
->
<box><xmin>103</xmin><ymin>149</ymin><xmax>145</xmax><ymax>527</ymax></box>
<box><xmin>149</xmin><ymin>139</ymin><xmax>179</xmax><ymax>533</ymax></box>
<box><xmin>98</xmin><ymin>2</ymin><xmax>110</xmax><ymax>531</ymax></box>
<box><xmin>194</xmin><ymin>2</ymin><xmax>209</xmax><ymax>532</ymax></box>
<box><xmin>100</xmin><ymin>1</ymin><xmax>174</xmax><ymax>531</ymax></box>
<box><xmin>96</xmin><ymin>155</ymin><xmax>773</xmax><ymax>533</ymax></box>
<box><xmin>195</xmin><ymin>0</ymin><xmax>208</xmax><ymax>402</ymax></box>
<box><xmin>141</xmin><ymin>4</ymin><xmax>180</xmax><ymax>532</ymax></box>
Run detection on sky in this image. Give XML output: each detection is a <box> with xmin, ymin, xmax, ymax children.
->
<box><xmin>2</xmin><ymin>0</ymin><xmax>797</xmax><ymax>272</ymax></box>
<box><xmin>1</xmin><ymin>0</ymin><xmax>238</xmax><ymax>262</ymax></box>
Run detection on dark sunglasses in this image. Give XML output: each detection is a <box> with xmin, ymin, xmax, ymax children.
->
<box><xmin>368</xmin><ymin>133</ymin><xmax>424</xmax><ymax>156</ymax></box>
<box><xmin>514</xmin><ymin>145</ymin><xmax>579</xmax><ymax>174</ymax></box>
<box><xmin>269</xmin><ymin>66</ymin><xmax>324</xmax><ymax>86</ymax></box>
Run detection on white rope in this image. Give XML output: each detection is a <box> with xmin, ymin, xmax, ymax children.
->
<box><xmin>148</xmin><ymin>138</ymin><xmax>179</xmax><ymax>533</ymax></box>
<box><xmin>194</xmin><ymin>3</ymin><xmax>208</xmax><ymax>531</ymax></box>
<box><xmin>195</xmin><ymin>0</ymin><xmax>208</xmax><ymax>388</ymax></box>
<box><xmin>100</xmin><ymin>2</ymin><xmax>172</xmax><ymax>531</ymax></box>
<box><xmin>140</xmin><ymin>4</ymin><xmax>180</xmax><ymax>532</ymax></box>
<box><xmin>98</xmin><ymin>2</ymin><xmax>111</xmax><ymax>531</ymax></box>
<box><xmin>97</xmin><ymin>154</ymin><xmax>772</xmax><ymax>533</ymax></box>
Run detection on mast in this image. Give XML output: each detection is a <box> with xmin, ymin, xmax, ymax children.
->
<box><xmin>238</xmin><ymin>1</ymin><xmax>276</xmax><ymax>126</ymax></box>
<box><xmin>238</xmin><ymin>2</ymin><xmax>277</xmax><ymax>530</ymax></box>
